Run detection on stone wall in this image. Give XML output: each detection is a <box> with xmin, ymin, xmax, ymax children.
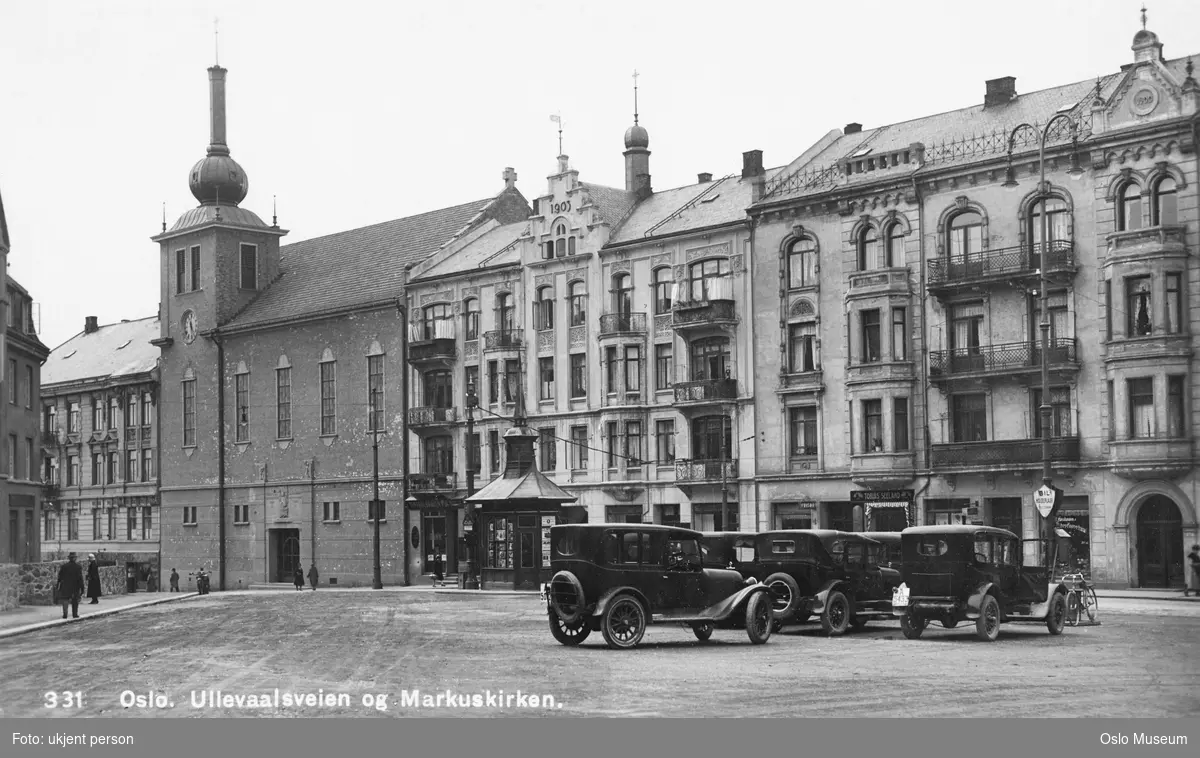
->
<box><xmin>17</xmin><ymin>561</ymin><xmax>128</xmax><ymax>605</ymax></box>
<box><xmin>0</xmin><ymin>564</ymin><xmax>19</xmax><ymax>611</ymax></box>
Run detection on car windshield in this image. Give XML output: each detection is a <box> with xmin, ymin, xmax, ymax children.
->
<box><xmin>668</xmin><ymin>538</ymin><xmax>701</xmax><ymax>559</ymax></box>
<box><xmin>974</xmin><ymin>535</ymin><xmax>995</xmax><ymax>564</ymax></box>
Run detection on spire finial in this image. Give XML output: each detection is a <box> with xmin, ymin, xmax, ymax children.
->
<box><xmin>1141</xmin><ymin>4</ymin><xmax>1147</xmax><ymax>29</ymax></box>
<box><xmin>161</xmin><ymin>201</ymin><xmax>167</xmax><ymax>233</ymax></box>
<box><xmin>214</xmin><ymin>17</ymin><xmax>220</xmax><ymax>65</ymax></box>
<box><xmin>633</xmin><ymin>69</ymin><xmax>640</xmax><ymax>125</ymax></box>
<box><xmin>549</xmin><ymin>112</ymin><xmax>564</xmax><ymax>156</ymax></box>
<box><xmin>272</xmin><ymin>194</ymin><xmax>277</xmax><ymax>226</ymax></box>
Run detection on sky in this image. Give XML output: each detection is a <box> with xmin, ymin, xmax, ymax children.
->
<box><xmin>3</xmin><ymin>0</ymin><xmax>1199</xmax><ymax>350</ymax></box>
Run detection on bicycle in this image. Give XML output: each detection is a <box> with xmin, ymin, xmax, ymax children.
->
<box><xmin>1061</xmin><ymin>572</ymin><xmax>1097</xmax><ymax>625</ymax></box>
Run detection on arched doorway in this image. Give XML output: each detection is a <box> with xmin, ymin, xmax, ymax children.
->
<box><xmin>1136</xmin><ymin>496</ymin><xmax>1184</xmax><ymax>588</ymax></box>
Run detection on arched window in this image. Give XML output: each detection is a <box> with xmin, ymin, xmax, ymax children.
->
<box><xmin>1118</xmin><ymin>182</ymin><xmax>1143</xmax><ymax>232</ymax></box>
<box><xmin>568</xmin><ymin>281</ymin><xmax>587</xmax><ymax>327</ymax></box>
<box><xmin>497</xmin><ymin>292</ymin><xmax>514</xmax><ymax>332</ymax></box>
<box><xmin>534</xmin><ymin>286</ymin><xmax>555</xmax><ymax>331</ymax></box>
<box><xmin>1029</xmin><ymin>197</ymin><xmax>1070</xmax><ymax>268</ymax></box>
<box><xmin>612</xmin><ymin>273</ymin><xmax>632</xmax><ymax>316</ymax></box>
<box><xmin>422</xmin><ymin>303</ymin><xmax>453</xmax><ymax>340</ymax></box>
<box><xmin>463</xmin><ymin>297</ymin><xmax>480</xmax><ymax>341</ymax></box>
<box><xmin>857</xmin><ymin>226</ymin><xmax>879</xmax><ymax>271</ymax></box>
<box><xmin>652</xmin><ymin>267</ymin><xmax>673</xmax><ymax>314</ymax></box>
<box><xmin>549</xmin><ymin>220</ymin><xmax>573</xmax><ymax>258</ymax></box>
<box><xmin>947</xmin><ymin>211</ymin><xmax>983</xmax><ymax>261</ymax></box>
<box><xmin>688</xmin><ymin>258</ymin><xmax>731</xmax><ymax>302</ymax></box>
<box><xmin>787</xmin><ymin>238</ymin><xmax>816</xmax><ymax>289</ymax></box>
<box><xmin>691</xmin><ymin>415</ymin><xmax>732</xmax><ymax>461</ymax></box>
<box><xmin>1153</xmin><ymin>176</ymin><xmax>1178</xmax><ymax>226</ymax></box>
<box><xmin>885</xmin><ymin>223</ymin><xmax>905</xmax><ymax>268</ymax></box>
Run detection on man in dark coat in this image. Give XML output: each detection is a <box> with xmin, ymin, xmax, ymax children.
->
<box><xmin>85</xmin><ymin>554</ymin><xmax>102</xmax><ymax>604</ymax></box>
<box><xmin>56</xmin><ymin>553</ymin><xmax>84</xmax><ymax>619</ymax></box>
<box><xmin>293</xmin><ymin>565</ymin><xmax>305</xmax><ymax>591</ymax></box>
<box><xmin>170</xmin><ymin>568</ymin><xmax>180</xmax><ymax>592</ymax></box>
<box><xmin>307</xmin><ymin>563</ymin><xmax>319</xmax><ymax>591</ymax></box>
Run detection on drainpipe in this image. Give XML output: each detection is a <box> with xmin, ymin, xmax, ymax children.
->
<box><xmin>910</xmin><ymin>173</ymin><xmax>931</xmax><ymax>522</ymax></box>
<box><xmin>213</xmin><ymin>331</ymin><xmax>227</xmax><ymax>591</ymax></box>
<box><xmin>309</xmin><ymin>457</ymin><xmax>316</xmax><ymax>564</ymax></box>
<box><xmin>399</xmin><ymin>276</ymin><xmax>412</xmax><ymax>586</ymax></box>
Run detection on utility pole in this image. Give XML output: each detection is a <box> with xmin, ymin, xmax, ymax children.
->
<box><xmin>464</xmin><ymin>379</ymin><xmax>478</xmax><ymax>588</ymax></box>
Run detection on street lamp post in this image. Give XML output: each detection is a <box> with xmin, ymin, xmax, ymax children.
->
<box><xmin>1003</xmin><ymin>115</ymin><xmax>1084</xmax><ymax>567</ymax></box>
<box><xmin>370</xmin><ymin>388</ymin><xmax>383</xmax><ymax>589</ymax></box>
<box><xmin>464</xmin><ymin>379</ymin><xmax>478</xmax><ymax>588</ymax></box>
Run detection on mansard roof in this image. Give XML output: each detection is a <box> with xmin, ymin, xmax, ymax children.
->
<box><xmin>42</xmin><ymin>316</ymin><xmax>159</xmax><ymax>389</ymax></box>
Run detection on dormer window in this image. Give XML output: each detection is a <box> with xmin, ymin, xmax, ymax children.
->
<box><xmin>545</xmin><ymin>219</ymin><xmax>575</xmax><ymax>259</ymax></box>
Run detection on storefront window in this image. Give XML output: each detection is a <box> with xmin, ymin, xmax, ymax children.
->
<box><xmin>485</xmin><ymin>517</ymin><xmax>513</xmax><ymax>569</ymax></box>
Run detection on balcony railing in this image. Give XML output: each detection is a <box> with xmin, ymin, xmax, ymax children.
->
<box><xmin>930</xmin><ymin>437</ymin><xmax>1080</xmax><ymax>467</ymax></box>
<box><xmin>927</xmin><ymin>240</ymin><xmax>1075</xmax><ymax>287</ymax></box>
<box><xmin>408</xmin><ymin>472</ymin><xmax>458</xmax><ymax>492</ymax></box>
<box><xmin>928</xmin><ymin>338</ymin><xmax>1077</xmax><ymax>378</ymax></box>
<box><xmin>483</xmin><ymin>329</ymin><xmax>524</xmax><ymax>351</ymax></box>
<box><xmin>408</xmin><ymin>338</ymin><xmax>457</xmax><ymax>363</ymax></box>
<box><xmin>675</xmin><ymin>459</ymin><xmax>738</xmax><ymax>482</ymax></box>
<box><xmin>408</xmin><ymin>407</ymin><xmax>458</xmax><ymax>426</ymax></box>
<box><xmin>599</xmin><ymin>312</ymin><xmax>647</xmax><ymax>336</ymax></box>
<box><xmin>42</xmin><ymin>430</ymin><xmax>59</xmax><ymax>447</ymax></box>
<box><xmin>674</xmin><ymin>378</ymin><xmax>738</xmax><ymax>404</ymax></box>
<box><xmin>672</xmin><ymin>299</ymin><xmax>737</xmax><ymax>327</ymax></box>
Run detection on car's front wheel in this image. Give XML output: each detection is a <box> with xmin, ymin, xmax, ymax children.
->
<box><xmin>820</xmin><ymin>591</ymin><xmax>850</xmax><ymax>636</ymax></box>
<box><xmin>601</xmin><ymin>595</ymin><xmax>647</xmax><ymax>650</ymax></box>
<box><xmin>1046</xmin><ymin>591</ymin><xmax>1067</xmax><ymax>636</ymax></box>
<box><xmin>976</xmin><ymin>595</ymin><xmax>1001</xmax><ymax>642</ymax></box>
<box><xmin>692</xmin><ymin>621</ymin><xmax>714</xmax><ymax>642</ymax></box>
<box><xmin>745</xmin><ymin>591</ymin><xmax>772</xmax><ymax>645</ymax></box>
<box><xmin>548</xmin><ymin>611</ymin><xmax>591</xmax><ymax>646</ymax></box>
<box><xmin>900</xmin><ymin>611</ymin><xmax>926</xmax><ymax>639</ymax></box>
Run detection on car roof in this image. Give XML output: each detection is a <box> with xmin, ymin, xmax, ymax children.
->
<box><xmin>699</xmin><ymin>531</ymin><xmax>755</xmax><ymax>539</ymax></box>
<box><xmin>551</xmin><ymin>523</ymin><xmax>703</xmax><ymax>537</ymax></box>
<box><xmin>856</xmin><ymin>532</ymin><xmax>902</xmax><ymax>542</ymax></box>
<box><xmin>762</xmin><ymin>529</ymin><xmax>880</xmax><ymax>544</ymax></box>
<box><xmin>901</xmin><ymin>525</ymin><xmax>1018</xmax><ymax>538</ymax></box>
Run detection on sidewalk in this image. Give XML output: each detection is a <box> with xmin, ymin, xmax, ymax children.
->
<box><xmin>0</xmin><ymin>591</ymin><xmax>199</xmax><ymax>639</ymax></box>
<box><xmin>1093</xmin><ymin>587</ymin><xmax>1200</xmax><ymax>602</ymax></box>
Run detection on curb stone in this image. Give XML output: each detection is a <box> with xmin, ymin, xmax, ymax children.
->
<box><xmin>0</xmin><ymin>593</ymin><xmax>201</xmax><ymax>640</ymax></box>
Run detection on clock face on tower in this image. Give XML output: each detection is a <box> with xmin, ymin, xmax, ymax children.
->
<box><xmin>181</xmin><ymin>310</ymin><xmax>198</xmax><ymax>344</ymax></box>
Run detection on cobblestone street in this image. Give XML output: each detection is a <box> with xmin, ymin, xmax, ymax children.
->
<box><xmin>0</xmin><ymin>590</ymin><xmax>1197</xmax><ymax>718</ymax></box>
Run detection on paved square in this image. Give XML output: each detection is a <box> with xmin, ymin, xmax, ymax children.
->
<box><xmin>0</xmin><ymin>591</ymin><xmax>1197</xmax><ymax>717</ymax></box>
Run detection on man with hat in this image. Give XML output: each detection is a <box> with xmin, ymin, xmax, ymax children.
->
<box><xmin>56</xmin><ymin>553</ymin><xmax>84</xmax><ymax>619</ymax></box>
<box><xmin>85</xmin><ymin>554</ymin><xmax>102</xmax><ymax>604</ymax></box>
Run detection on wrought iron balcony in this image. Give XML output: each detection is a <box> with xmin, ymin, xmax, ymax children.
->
<box><xmin>926</xmin><ymin>241</ymin><xmax>1076</xmax><ymax>292</ymax></box>
<box><xmin>42</xmin><ymin>430</ymin><xmax>59</xmax><ymax>447</ymax></box>
<box><xmin>675</xmin><ymin>459</ymin><xmax>738</xmax><ymax>483</ymax></box>
<box><xmin>928</xmin><ymin>338</ymin><xmax>1078</xmax><ymax>380</ymax></box>
<box><xmin>408</xmin><ymin>338</ymin><xmax>457</xmax><ymax>364</ymax></box>
<box><xmin>599</xmin><ymin>312</ymin><xmax>647</xmax><ymax>337</ymax></box>
<box><xmin>930</xmin><ymin>437</ymin><xmax>1080</xmax><ymax>468</ymax></box>
<box><xmin>408</xmin><ymin>406</ymin><xmax>458</xmax><ymax>427</ymax></box>
<box><xmin>483</xmin><ymin>329</ymin><xmax>524</xmax><ymax>351</ymax></box>
<box><xmin>674</xmin><ymin>378</ymin><xmax>738</xmax><ymax>406</ymax></box>
<box><xmin>408</xmin><ymin>471</ymin><xmax>458</xmax><ymax>492</ymax></box>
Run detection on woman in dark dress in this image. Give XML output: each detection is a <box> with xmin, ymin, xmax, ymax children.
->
<box><xmin>294</xmin><ymin>565</ymin><xmax>305</xmax><ymax>591</ymax></box>
<box><xmin>86</xmin><ymin>554</ymin><xmax>102</xmax><ymax>604</ymax></box>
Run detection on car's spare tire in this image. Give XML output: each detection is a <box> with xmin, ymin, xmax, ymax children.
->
<box><xmin>549</xmin><ymin>571</ymin><xmax>586</xmax><ymax>624</ymax></box>
<box><xmin>764</xmin><ymin>573</ymin><xmax>801</xmax><ymax>620</ymax></box>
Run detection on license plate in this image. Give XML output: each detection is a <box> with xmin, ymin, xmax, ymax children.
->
<box><xmin>892</xmin><ymin>584</ymin><xmax>910</xmax><ymax>608</ymax></box>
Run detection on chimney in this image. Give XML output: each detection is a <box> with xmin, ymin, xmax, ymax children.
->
<box><xmin>984</xmin><ymin>77</ymin><xmax>1017</xmax><ymax>108</ymax></box>
<box><xmin>84</xmin><ymin>316</ymin><xmax>99</xmax><ymax>334</ymax></box>
<box><xmin>697</xmin><ymin>172</ymin><xmax>712</xmax><ymax>184</ymax></box>
<box><xmin>206</xmin><ymin>65</ymin><xmax>229</xmax><ymax>156</ymax></box>
<box><xmin>844</xmin><ymin>123</ymin><xmax>863</xmax><ymax>135</ymax></box>
<box><xmin>502</xmin><ymin>167</ymin><xmax>517</xmax><ymax>190</ymax></box>
<box><xmin>742</xmin><ymin>150</ymin><xmax>764</xmax><ymax>179</ymax></box>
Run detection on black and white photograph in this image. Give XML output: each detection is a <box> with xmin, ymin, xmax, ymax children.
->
<box><xmin>1</xmin><ymin>0</ymin><xmax>1198</xmax><ymax>753</ymax></box>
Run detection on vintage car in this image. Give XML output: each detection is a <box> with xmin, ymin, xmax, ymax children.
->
<box><xmin>544</xmin><ymin>524</ymin><xmax>774</xmax><ymax>649</ymax></box>
<box><xmin>701</xmin><ymin>529</ymin><xmax>900</xmax><ymax>635</ymax></box>
<box><xmin>891</xmin><ymin>525</ymin><xmax>1069</xmax><ymax>642</ymax></box>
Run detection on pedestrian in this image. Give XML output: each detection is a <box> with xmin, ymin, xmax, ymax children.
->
<box><xmin>55</xmin><ymin>552</ymin><xmax>84</xmax><ymax>619</ymax></box>
<box><xmin>170</xmin><ymin>568</ymin><xmax>180</xmax><ymax>592</ymax></box>
<box><xmin>307</xmin><ymin>563</ymin><xmax>319</xmax><ymax>591</ymax></box>
<box><xmin>86</xmin><ymin>554</ymin><xmax>102</xmax><ymax>604</ymax></box>
<box><xmin>293</xmin><ymin>565</ymin><xmax>305</xmax><ymax>591</ymax></box>
<box><xmin>1186</xmin><ymin>544</ymin><xmax>1200</xmax><ymax>597</ymax></box>
<box><xmin>146</xmin><ymin>568</ymin><xmax>157</xmax><ymax>593</ymax></box>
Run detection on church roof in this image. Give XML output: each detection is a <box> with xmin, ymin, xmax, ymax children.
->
<box><xmin>223</xmin><ymin>195</ymin><xmax>505</xmax><ymax>331</ymax></box>
<box><xmin>0</xmin><ymin>182</ymin><xmax>10</xmax><ymax>253</ymax></box>
<box><xmin>465</xmin><ymin>466</ymin><xmax>578</xmax><ymax>504</ymax></box>
<box><xmin>42</xmin><ymin>316</ymin><xmax>160</xmax><ymax>388</ymax></box>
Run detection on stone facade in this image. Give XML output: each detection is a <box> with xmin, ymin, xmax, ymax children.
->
<box><xmin>16</xmin><ymin>560</ymin><xmax>126</xmax><ymax>605</ymax></box>
<box><xmin>0</xmin><ymin>564</ymin><xmax>19</xmax><ymax>611</ymax></box>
